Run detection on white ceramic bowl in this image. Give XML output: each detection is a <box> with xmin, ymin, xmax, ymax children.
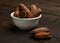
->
<box><xmin>11</xmin><ymin>12</ymin><xmax>42</xmax><ymax>30</ymax></box>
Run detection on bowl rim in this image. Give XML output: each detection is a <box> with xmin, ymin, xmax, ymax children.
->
<box><xmin>11</xmin><ymin>12</ymin><xmax>42</xmax><ymax>20</ymax></box>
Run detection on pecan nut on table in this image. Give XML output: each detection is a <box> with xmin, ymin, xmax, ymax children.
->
<box><xmin>30</xmin><ymin>27</ymin><xmax>51</xmax><ymax>39</ymax></box>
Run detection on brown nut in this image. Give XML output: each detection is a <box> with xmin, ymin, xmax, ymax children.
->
<box><xmin>28</xmin><ymin>8</ymin><xmax>42</xmax><ymax>18</ymax></box>
<box><xmin>35</xmin><ymin>32</ymin><xmax>51</xmax><ymax>39</ymax></box>
<box><xmin>30</xmin><ymin>4</ymin><xmax>42</xmax><ymax>18</ymax></box>
<box><xmin>19</xmin><ymin>3</ymin><xmax>32</xmax><ymax>15</ymax></box>
<box><xmin>28</xmin><ymin>4</ymin><xmax>38</xmax><ymax>18</ymax></box>
<box><xmin>35</xmin><ymin>34</ymin><xmax>51</xmax><ymax>39</ymax></box>
<box><xmin>35</xmin><ymin>32</ymin><xmax>51</xmax><ymax>36</ymax></box>
<box><xmin>32</xmin><ymin>8</ymin><xmax>42</xmax><ymax>17</ymax></box>
<box><xmin>14</xmin><ymin>7</ymin><xmax>20</xmax><ymax>17</ymax></box>
<box><xmin>19</xmin><ymin>3</ymin><xmax>33</xmax><ymax>18</ymax></box>
<box><xmin>31</xmin><ymin>27</ymin><xmax>50</xmax><ymax>34</ymax></box>
<box><xmin>30</xmin><ymin>4</ymin><xmax>37</xmax><ymax>14</ymax></box>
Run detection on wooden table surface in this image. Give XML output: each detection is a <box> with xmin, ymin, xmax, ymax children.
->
<box><xmin>0</xmin><ymin>0</ymin><xmax>60</xmax><ymax>43</ymax></box>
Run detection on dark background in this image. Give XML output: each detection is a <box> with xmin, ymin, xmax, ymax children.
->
<box><xmin>0</xmin><ymin>0</ymin><xmax>60</xmax><ymax>43</ymax></box>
